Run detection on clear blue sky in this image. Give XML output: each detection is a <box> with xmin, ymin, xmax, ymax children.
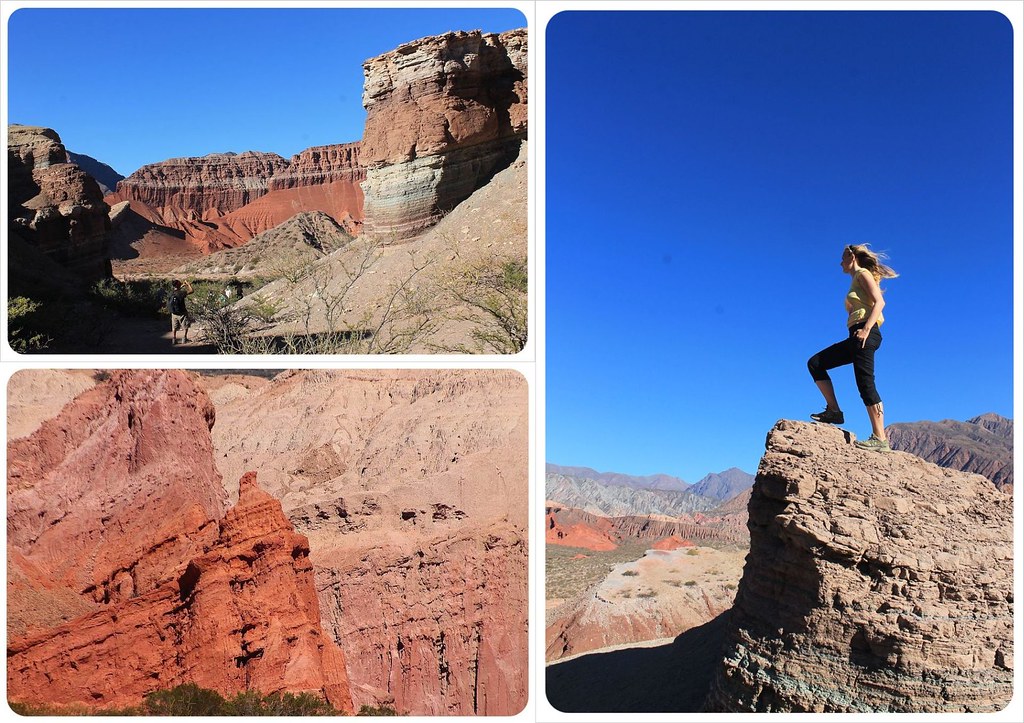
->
<box><xmin>547</xmin><ymin>11</ymin><xmax>1016</xmax><ymax>482</ymax></box>
<box><xmin>6</xmin><ymin>6</ymin><xmax>526</xmax><ymax>176</ymax></box>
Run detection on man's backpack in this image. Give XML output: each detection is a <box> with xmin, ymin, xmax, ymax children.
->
<box><xmin>168</xmin><ymin>291</ymin><xmax>185</xmax><ymax>315</ymax></box>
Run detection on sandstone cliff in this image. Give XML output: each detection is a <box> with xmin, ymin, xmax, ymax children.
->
<box><xmin>705</xmin><ymin>420</ymin><xmax>1012</xmax><ymax>713</ymax></box>
<box><xmin>7</xmin><ymin>370</ymin><xmax>226</xmax><ymax>635</ymax></box>
<box><xmin>360</xmin><ymin>29</ymin><xmax>527</xmax><ymax>240</ymax></box>
<box><xmin>205</xmin><ymin>369</ymin><xmax>528</xmax><ymax>714</ymax></box>
<box><xmin>887</xmin><ymin>413</ymin><xmax>1013</xmax><ymax>493</ymax></box>
<box><xmin>7</xmin><ymin>472</ymin><xmax>353</xmax><ymax>712</ymax></box>
<box><xmin>8</xmin><ymin>124</ymin><xmax>111</xmax><ymax>289</ymax></box>
<box><xmin>109</xmin><ymin>144</ymin><xmax>363</xmax><ymax>254</ymax></box>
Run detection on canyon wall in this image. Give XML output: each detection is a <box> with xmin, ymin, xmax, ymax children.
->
<box><xmin>8</xmin><ymin>472</ymin><xmax>353</xmax><ymax>712</ymax></box>
<box><xmin>360</xmin><ymin>29</ymin><xmax>527</xmax><ymax>240</ymax></box>
<box><xmin>705</xmin><ymin>420</ymin><xmax>1013</xmax><ymax>713</ymax></box>
<box><xmin>7</xmin><ymin>124</ymin><xmax>111</xmax><ymax>288</ymax></box>
<box><xmin>6</xmin><ymin>372</ymin><xmax>352</xmax><ymax>712</ymax></box>
<box><xmin>205</xmin><ymin>369</ymin><xmax>529</xmax><ymax>714</ymax></box>
<box><xmin>7</xmin><ymin>369</ymin><xmax>225</xmax><ymax>633</ymax></box>
<box><xmin>109</xmin><ymin>144</ymin><xmax>363</xmax><ymax>252</ymax></box>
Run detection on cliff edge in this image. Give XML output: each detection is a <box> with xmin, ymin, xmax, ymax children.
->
<box><xmin>706</xmin><ymin>419</ymin><xmax>1012</xmax><ymax>713</ymax></box>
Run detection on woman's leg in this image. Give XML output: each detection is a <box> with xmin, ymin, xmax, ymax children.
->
<box><xmin>808</xmin><ymin>337</ymin><xmax>856</xmax><ymax>411</ymax></box>
<box><xmin>852</xmin><ymin>326</ymin><xmax>887</xmax><ymax>443</ymax></box>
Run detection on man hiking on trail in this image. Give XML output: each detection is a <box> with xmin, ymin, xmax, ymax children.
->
<box><xmin>169</xmin><ymin>279</ymin><xmax>194</xmax><ymax>345</ymax></box>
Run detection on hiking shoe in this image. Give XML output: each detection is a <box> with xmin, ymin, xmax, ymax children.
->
<box><xmin>854</xmin><ymin>435</ymin><xmax>891</xmax><ymax>452</ymax></box>
<box><xmin>810</xmin><ymin>408</ymin><xmax>845</xmax><ymax>425</ymax></box>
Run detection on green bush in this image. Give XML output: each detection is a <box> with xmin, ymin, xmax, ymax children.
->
<box><xmin>143</xmin><ymin>683</ymin><xmax>226</xmax><ymax>715</ymax></box>
<box><xmin>8</xmin><ymin>296</ymin><xmax>51</xmax><ymax>351</ymax></box>
<box><xmin>621</xmin><ymin>569</ymin><xmax>639</xmax><ymax>577</ymax></box>
<box><xmin>90</xmin><ymin>279</ymin><xmax>166</xmax><ymax>317</ymax></box>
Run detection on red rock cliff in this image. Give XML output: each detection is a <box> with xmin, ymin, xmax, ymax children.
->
<box><xmin>360</xmin><ymin>28</ymin><xmax>527</xmax><ymax>240</ymax></box>
<box><xmin>7</xmin><ymin>369</ymin><xmax>226</xmax><ymax>630</ymax></box>
<box><xmin>705</xmin><ymin>420</ymin><xmax>1013</xmax><ymax>713</ymax></box>
<box><xmin>109</xmin><ymin>144</ymin><xmax>364</xmax><ymax>252</ymax></box>
<box><xmin>7</xmin><ymin>472</ymin><xmax>353</xmax><ymax>712</ymax></box>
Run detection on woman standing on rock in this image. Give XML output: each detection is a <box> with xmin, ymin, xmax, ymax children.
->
<box><xmin>807</xmin><ymin>244</ymin><xmax>898</xmax><ymax>451</ymax></box>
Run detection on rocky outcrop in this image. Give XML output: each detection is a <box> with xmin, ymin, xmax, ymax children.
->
<box><xmin>8</xmin><ymin>124</ymin><xmax>111</xmax><ymax>286</ymax></box>
<box><xmin>7</xmin><ymin>370</ymin><xmax>226</xmax><ymax>632</ymax></box>
<box><xmin>109</xmin><ymin>145</ymin><xmax>364</xmax><ymax>253</ymax></box>
<box><xmin>175</xmin><ymin>210</ymin><xmax>353</xmax><ymax>278</ymax></box>
<box><xmin>360</xmin><ymin>29</ymin><xmax>527</xmax><ymax>240</ymax></box>
<box><xmin>705</xmin><ymin>420</ymin><xmax>1012</xmax><ymax>713</ymax></box>
<box><xmin>887</xmin><ymin>413</ymin><xmax>1013</xmax><ymax>493</ymax></box>
<box><xmin>7</xmin><ymin>472</ymin><xmax>354</xmax><ymax>712</ymax></box>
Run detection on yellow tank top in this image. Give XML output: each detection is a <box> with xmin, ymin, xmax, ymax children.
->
<box><xmin>845</xmin><ymin>269</ymin><xmax>884</xmax><ymax>328</ymax></box>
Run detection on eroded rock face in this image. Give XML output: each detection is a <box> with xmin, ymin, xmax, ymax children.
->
<box><xmin>314</xmin><ymin>523</ymin><xmax>526</xmax><ymax>715</ymax></box>
<box><xmin>207</xmin><ymin>369</ymin><xmax>529</xmax><ymax>715</ymax></box>
<box><xmin>7</xmin><ymin>370</ymin><xmax>226</xmax><ymax>633</ymax></box>
<box><xmin>109</xmin><ymin>145</ymin><xmax>364</xmax><ymax>253</ymax></box>
<box><xmin>8</xmin><ymin>124</ymin><xmax>111</xmax><ymax>284</ymax></box>
<box><xmin>705</xmin><ymin>420</ymin><xmax>1013</xmax><ymax>713</ymax></box>
<box><xmin>7</xmin><ymin>472</ymin><xmax>354</xmax><ymax>713</ymax></box>
<box><xmin>360</xmin><ymin>29</ymin><xmax>527</xmax><ymax>240</ymax></box>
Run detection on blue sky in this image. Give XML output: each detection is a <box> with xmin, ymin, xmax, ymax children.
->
<box><xmin>6</xmin><ymin>7</ymin><xmax>525</xmax><ymax>176</ymax></box>
<box><xmin>547</xmin><ymin>11</ymin><xmax>1015</xmax><ymax>481</ymax></box>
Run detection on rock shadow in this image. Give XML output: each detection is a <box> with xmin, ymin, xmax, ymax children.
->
<box><xmin>545</xmin><ymin>610</ymin><xmax>731</xmax><ymax>713</ymax></box>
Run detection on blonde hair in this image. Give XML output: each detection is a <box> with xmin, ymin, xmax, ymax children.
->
<box><xmin>847</xmin><ymin>243</ymin><xmax>898</xmax><ymax>283</ymax></box>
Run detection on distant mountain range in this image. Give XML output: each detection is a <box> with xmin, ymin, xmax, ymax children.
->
<box><xmin>887</xmin><ymin>413</ymin><xmax>1013</xmax><ymax>492</ymax></box>
<box><xmin>546</xmin><ymin>463</ymin><xmax>753</xmax><ymax>503</ymax></box>
<box><xmin>545</xmin><ymin>464</ymin><xmax>690</xmax><ymax>492</ymax></box>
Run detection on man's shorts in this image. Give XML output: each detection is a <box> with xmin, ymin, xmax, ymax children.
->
<box><xmin>171</xmin><ymin>313</ymin><xmax>191</xmax><ymax>331</ymax></box>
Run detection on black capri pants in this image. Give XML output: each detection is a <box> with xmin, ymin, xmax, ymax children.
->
<box><xmin>807</xmin><ymin>321</ymin><xmax>883</xmax><ymax>406</ymax></box>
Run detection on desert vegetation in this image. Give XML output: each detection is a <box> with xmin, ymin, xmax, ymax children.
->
<box><xmin>8</xmin><ymin>684</ymin><xmax>399</xmax><ymax>716</ymax></box>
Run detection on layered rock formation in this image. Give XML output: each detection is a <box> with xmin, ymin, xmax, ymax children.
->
<box><xmin>6</xmin><ymin>371</ymin><xmax>354</xmax><ymax>711</ymax></box>
<box><xmin>7</xmin><ymin>369</ymin><xmax>526</xmax><ymax>715</ymax></box>
<box><xmin>887</xmin><ymin>413</ymin><xmax>1013</xmax><ymax>493</ymax></box>
<box><xmin>109</xmin><ymin>144</ymin><xmax>363</xmax><ymax>253</ymax></box>
<box><xmin>175</xmin><ymin>210</ymin><xmax>353</xmax><ymax>279</ymax></box>
<box><xmin>7</xmin><ymin>370</ymin><xmax>226</xmax><ymax>630</ymax></box>
<box><xmin>7</xmin><ymin>472</ymin><xmax>353</xmax><ymax>712</ymax></box>
<box><xmin>205</xmin><ymin>369</ymin><xmax>528</xmax><ymax>714</ymax></box>
<box><xmin>545</xmin><ymin>504</ymin><xmax>747</xmax><ymax>551</ymax></box>
<box><xmin>706</xmin><ymin>420</ymin><xmax>1013</xmax><ymax>713</ymax></box>
<box><xmin>248</xmin><ymin>139</ymin><xmax>527</xmax><ymax>353</ymax></box>
<box><xmin>8</xmin><ymin>124</ymin><xmax>111</xmax><ymax>287</ymax></box>
<box><xmin>360</xmin><ymin>29</ymin><xmax>527</xmax><ymax>240</ymax></box>
<box><xmin>316</xmin><ymin>524</ymin><xmax>526</xmax><ymax>715</ymax></box>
